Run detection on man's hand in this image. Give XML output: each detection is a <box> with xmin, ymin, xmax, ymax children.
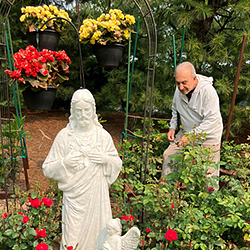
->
<box><xmin>167</xmin><ymin>128</ymin><xmax>175</xmax><ymax>141</ymax></box>
<box><xmin>178</xmin><ymin>135</ymin><xmax>190</xmax><ymax>146</ymax></box>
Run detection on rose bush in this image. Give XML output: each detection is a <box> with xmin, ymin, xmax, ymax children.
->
<box><xmin>0</xmin><ymin>181</ymin><xmax>62</xmax><ymax>249</ymax></box>
<box><xmin>111</xmin><ymin>121</ymin><xmax>250</xmax><ymax>249</ymax></box>
<box><xmin>5</xmin><ymin>45</ymin><xmax>71</xmax><ymax>90</ymax></box>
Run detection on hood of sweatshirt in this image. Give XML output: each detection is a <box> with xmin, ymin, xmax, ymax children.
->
<box><xmin>194</xmin><ymin>74</ymin><xmax>214</xmax><ymax>92</ymax></box>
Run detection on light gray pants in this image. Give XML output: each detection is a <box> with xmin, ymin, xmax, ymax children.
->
<box><xmin>162</xmin><ymin>131</ymin><xmax>220</xmax><ymax>182</ymax></box>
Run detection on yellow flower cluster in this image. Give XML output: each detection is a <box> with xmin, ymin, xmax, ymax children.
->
<box><xmin>20</xmin><ymin>5</ymin><xmax>71</xmax><ymax>33</ymax></box>
<box><xmin>79</xmin><ymin>9</ymin><xmax>135</xmax><ymax>45</ymax></box>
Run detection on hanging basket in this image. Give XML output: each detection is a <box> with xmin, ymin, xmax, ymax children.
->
<box><xmin>26</xmin><ymin>29</ymin><xmax>60</xmax><ymax>51</ymax></box>
<box><xmin>93</xmin><ymin>44</ymin><xmax>125</xmax><ymax>68</ymax></box>
<box><xmin>22</xmin><ymin>86</ymin><xmax>57</xmax><ymax>110</ymax></box>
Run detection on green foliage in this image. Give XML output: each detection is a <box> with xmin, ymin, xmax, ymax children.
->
<box><xmin>0</xmin><ymin>114</ymin><xmax>32</xmax><ymax>189</ymax></box>
<box><xmin>0</xmin><ymin>181</ymin><xmax>63</xmax><ymax>249</ymax></box>
<box><xmin>111</xmin><ymin>123</ymin><xmax>250</xmax><ymax>249</ymax></box>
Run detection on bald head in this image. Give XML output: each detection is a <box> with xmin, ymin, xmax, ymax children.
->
<box><xmin>174</xmin><ymin>62</ymin><xmax>196</xmax><ymax>79</ymax></box>
<box><xmin>174</xmin><ymin>62</ymin><xmax>198</xmax><ymax>95</ymax></box>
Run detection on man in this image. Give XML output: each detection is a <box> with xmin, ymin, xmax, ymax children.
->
<box><xmin>162</xmin><ymin>62</ymin><xmax>223</xmax><ymax>182</ymax></box>
<box><xmin>43</xmin><ymin>89</ymin><xmax>122</xmax><ymax>250</ymax></box>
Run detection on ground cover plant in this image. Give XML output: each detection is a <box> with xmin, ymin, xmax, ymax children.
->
<box><xmin>0</xmin><ymin>181</ymin><xmax>62</xmax><ymax>250</ymax></box>
<box><xmin>1</xmin><ymin>120</ymin><xmax>250</xmax><ymax>249</ymax></box>
<box><xmin>112</xmin><ymin>121</ymin><xmax>250</xmax><ymax>249</ymax></box>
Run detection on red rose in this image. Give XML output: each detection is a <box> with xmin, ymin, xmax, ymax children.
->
<box><xmin>146</xmin><ymin>228</ymin><xmax>151</xmax><ymax>233</ymax></box>
<box><xmin>207</xmin><ymin>186</ymin><xmax>215</xmax><ymax>192</ymax></box>
<box><xmin>42</xmin><ymin>197</ymin><xmax>53</xmax><ymax>207</ymax></box>
<box><xmin>35</xmin><ymin>228</ymin><xmax>47</xmax><ymax>238</ymax></box>
<box><xmin>164</xmin><ymin>229</ymin><xmax>178</xmax><ymax>242</ymax></box>
<box><xmin>35</xmin><ymin>243</ymin><xmax>49</xmax><ymax>250</ymax></box>
<box><xmin>0</xmin><ymin>212</ymin><xmax>9</xmax><ymax>219</ymax></box>
<box><xmin>120</xmin><ymin>215</ymin><xmax>129</xmax><ymax>222</ymax></box>
<box><xmin>30</xmin><ymin>198</ymin><xmax>42</xmax><ymax>208</ymax></box>
<box><xmin>22</xmin><ymin>216</ymin><xmax>29</xmax><ymax>223</ymax></box>
<box><xmin>67</xmin><ymin>247</ymin><xmax>74</xmax><ymax>250</ymax></box>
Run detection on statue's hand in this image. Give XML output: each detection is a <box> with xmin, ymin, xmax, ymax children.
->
<box><xmin>88</xmin><ymin>150</ymin><xmax>108</xmax><ymax>165</ymax></box>
<box><xmin>63</xmin><ymin>150</ymin><xmax>82</xmax><ymax>170</ymax></box>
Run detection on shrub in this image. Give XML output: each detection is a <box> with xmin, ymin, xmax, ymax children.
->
<box><xmin>111</xmin><ymin>121</ymin><xmax>250</xmax><ymax>249</ymax></box>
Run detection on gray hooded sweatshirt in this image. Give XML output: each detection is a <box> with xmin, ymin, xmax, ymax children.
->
<box><xmin>170</xmin><ymin>74</ymin><xmax>223</xmax><ymax>145</ymax></box>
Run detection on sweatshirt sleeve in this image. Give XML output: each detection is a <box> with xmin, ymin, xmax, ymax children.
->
<box><xmin>193</xmin><ymin>86</ymin><xmax>222</xmax><ymax>138</ymax></box>
<box><xmin>169</xmin><ymin>88</ymin><xmax>178</xmax><ymax>130</ymax></box>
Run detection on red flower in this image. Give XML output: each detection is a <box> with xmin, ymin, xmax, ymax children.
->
<box><xmin>164</xmin><ymin>229</ymin><xmax>178</xmax><ymax>242</ymax></box>
<box><xmin>35</xmin><ymin>228</ymin><xmax>47</xmax><ymax>238</ymax></box>
<box><xmin>0</xmin><ymin>212</ymin><xmax>9</xmax><ymax>219</ymax></box>
<box><xmin>36</xmin><ymin>243</ymin><xmax>49</xmax><ymax>250</ymax></box>
<box><xmin>171</xmin><ymin>204</ymin><xmax>175</xmax><ymax>208</ymax></box>
<box><xmin>142</xmin><ymin>240</ymin><xmax>145</xmax><ymax>244</ymax></box>
<box><xmin>18</xmin><ymin>212</ymin><xmax>24</xmax><ymax>215</ymax></box>
<box><xmin>207</xmin><ymin>186</ymin><xmax>215</xmax><ymax>192</ymax></box>
<box><xmin>146</xmin><ymin>228</ymin><xmax>151</xmax><ymax>233</ymax></box>
<box><xmin>189</xmin><ymin>242</ymin><xmax>193</xmax><ymax>246</ymax></box>
<box><xmin>22</xmin><ymin>216</ymin><xmax>29</xmax><ymax>223</ymax></box>
<box><xmin>30</xmin><ymin>198</ymin><xmax>42</xmax><ymax>208</ymax></box>
<box><xmin>42</xmin><ymin>197</ymin><xmax>53</xmax><ymax>207</ymax></box>
<box><xmin>120</xmin><ymin>214</ymin><xmax>134</xmax><ymax>222</ymax></box>
<box><xmin>67</xmin><ymin>247</ymin><xmax>73</xmax><ymax>250</ymax></box>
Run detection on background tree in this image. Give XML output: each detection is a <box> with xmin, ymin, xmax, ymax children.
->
<box><xmin>8</xmin><ymin>0</ymin><xmax>250</xmax><ymax>136</ymax></box>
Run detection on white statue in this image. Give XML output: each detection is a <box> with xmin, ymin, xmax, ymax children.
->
<box><xmin>42</xmin><ymin>89</ymin><xmax>122</xmax><ymax>250</ymax></box>
<box><xmin>102</xmin><ymin>218</ymin><xmax>140</xmax><ymax>250</ymax></box>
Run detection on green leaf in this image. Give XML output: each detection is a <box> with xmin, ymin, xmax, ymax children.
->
<box><xmin>4</xmin><ymin>229</ymin><xmax>13</xmax><ymax>236</ymax></box>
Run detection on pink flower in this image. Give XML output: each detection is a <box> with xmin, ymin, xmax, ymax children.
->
<box><xmin>207</xmin><ymin>187</ymin><xmax>215</xmax><ymax>192</ymax></box>
<box><xmin>36</xmin><ymin>243</ymin><xmax>49</xmax><ymax>250</ymax></box>
<box><xmin>22</xmin><ymin>216</ymin><xmax>29</xmax><ymax>223</ymax></box>
<box><xmin>42</xmin><ymin>197</ymin><xmax>53</xmax><ymax>207</ymax></box>
<box><xmin>35</xmin><ymin>228</ymin><xmax>47</xmax><ymax>238</ymax></box>
<box><xmin>146</xmin><ymin>228</ymin><xmax>151</xmax><ymax>233</ymax></box>
<box><xmin>30</xmin><ymin>198</ymin><xmax>42</xmax><ymax>208</ymax></box>
<box><xmin>142</xmin><ymin>240</ymin><xmax>145</xmax><ymax>244</ymax></box>
<box><xmin>164</xmin><ymin>229</ymin><xmax>178</xmax><ymax>242</ymax></box>
<box><xmin>171</xmin><ymin>204</ymin><xmax>175</xmax><ymax>208</ymax></box>
<box><xmin>67</xmin><ymin>247</ymin><xmax>73</xmax><ymax>250</ymax></box>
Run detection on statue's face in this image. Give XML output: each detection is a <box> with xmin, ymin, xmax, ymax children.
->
<box><xmin>74</xmin><ymin>100</ymin><xmax>93</xmax><ymax>130</ymax></box>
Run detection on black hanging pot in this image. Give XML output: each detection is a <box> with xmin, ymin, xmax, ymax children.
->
<box><xmin>93</xmin><ymin>43</ymin><xmax>125</xmax><ymax>67</ymax></box>
<box><xmin>26</xmin><ymin>29</ymin><xmax>60</xmax><ymax>51</ymax></box>
<box><xmin>22</xmin><ymin>86</ymin><xmax>57</xmax><ymax>110</ymax></box>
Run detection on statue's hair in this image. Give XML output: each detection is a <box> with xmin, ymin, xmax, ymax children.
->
<box><xmin>174</xmin><ymin>61</ymin><xmax>196</xmax><ymax>79</ymax></box>
<box><xmin>67</xmin><ymin>88</ymin><xmax>102</xmax><ymax>133</ymax></box>
<box><xmin>107</xmin><ymin>218</ymin><xmax>122</xmax><ymax>235</ymax></box>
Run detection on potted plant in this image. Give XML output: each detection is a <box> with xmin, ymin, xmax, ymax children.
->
<box><xmin>5</xmin><ymin>45</ymin><xmax>71</xmax><ymax>110</ymax></box>
<box><xmin>79</xmin><ymin>9</ymin><xmax>136</xmax><ymax>67</ymax></box>
<box><xmin>20</xmin><ymin>5</ymin><xmax>72</xmax><ymax>51</ymax></box>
